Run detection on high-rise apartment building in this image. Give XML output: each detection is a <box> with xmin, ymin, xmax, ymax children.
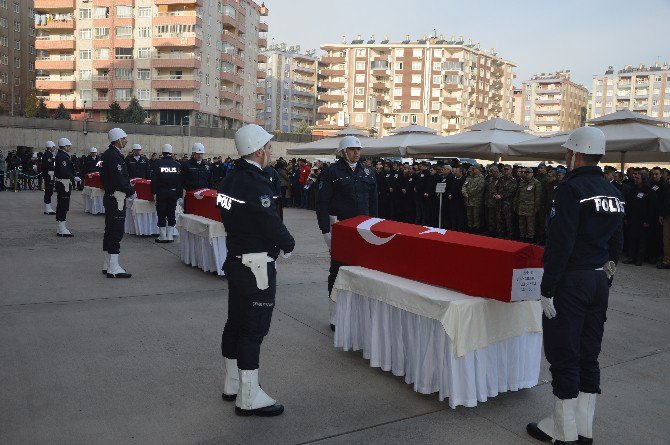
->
<box><xmin>591</xmin><ymin>62</ymin><xmax>670</xmax><ymax>120</ymax></box>
<box><xmin>33</xmin><ymin>0</ymin><xmax>267</xmax><ymax>128</ymax></box>
<box><xmin>521</xmin><ymin>71</ymin><xmax>588</xmax><ymax>134</ymax></box>
<box><xmin>261</xmin><ymin>43</ymin><xmax>318</xmax><ymax>133</ymax></box>
<box><xmin>0</xmin><ymin>0</ymin><xmax>36</xmax><ymax>115</ymax></box>
<box><xmin>511</xmin><ymin>87</ymin><xmax>523</xmax><ymax>126</ymax></box>
<box><xmin>317</xmin><ymin>35</ymin><xmax>515</xmax><ymax>136</ymax></box>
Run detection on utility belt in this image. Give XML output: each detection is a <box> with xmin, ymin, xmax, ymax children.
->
<box><xmin>55</xmin><ymin>178</ymin><xmax>72</xmax><ymax>191</ymax></box>
<box><xmin>234</xmin><ymin>252</ymin><xmax>275</xmax><ymax>290</ymax></box>
<box><xmin>105</xmin><ymin>191</ymin><xmax>127</xmax><ymax>211</ymax></box>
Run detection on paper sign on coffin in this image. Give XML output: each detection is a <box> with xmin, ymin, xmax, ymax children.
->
<box><xmin>184</xmin><ymin>188</ymin><xmax>223</xmax><ymax>222</ymax></box>
<box><xmin>129</xmin><ymin>178</ymin><xmax>154</xmax><ymax>201</ymax></box>
<box><xmin>84</xmin><ymin>172</ymin><xmax>102</xmax><ymax>189</ymax></box>
<box><xmin>331</xmin><ymin>216</ymin><xmax>544</xmax><ymax>302</ymax></box>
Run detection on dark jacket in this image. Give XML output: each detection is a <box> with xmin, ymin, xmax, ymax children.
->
<box><xmin>151</xmin><ymin>155</ymin><xmax>182</xmax><ymax>195</ymax></box>
<box><xmin>83</xmin><ymin>154</ymin><xmax>102</xmax><ymax>175</ymax></box>
<box><xmin>54</xmin><ymin>149</ymin><xmax>75</xmax><ymax>180</ymax></box>
<box><xmin>181</xmin><ymin>158</ymin><xmax>212</xmax><ymax>192</ymax></box>
<box><xmin>125</xmin><ymin>154</ymin><xmax>151</xmax><ymax>179</ymax></box>
<box><xmin>100</xmin><ymin>144</ymin><xmax>135</xmax><ymax>196</ymax></box>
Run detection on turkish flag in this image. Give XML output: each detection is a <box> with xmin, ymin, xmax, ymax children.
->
<box><xmin>184</xmin><ymin>188</ymin><xmax>222</xmax><ymax>222</ymax></box>
<box><xmin>331</xmin><ymin>216</ymin><xmax>544</xmax><ymax>303</ymax></box>
<box><xmin>84</xmin><ymin>172</ymin><xmax>102</xmax><ymax>189</ymax></box>
<box><xmin>130</xmin><ymin>178</ymin><xmax>153</xmax><ymax>201</ymax></box>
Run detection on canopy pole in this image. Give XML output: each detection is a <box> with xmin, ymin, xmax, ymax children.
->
<box><xmin>494</xmin><ymin>155</ymin><xmax>501</xmax><ymax>164</ymax></box>
<box><xmin>620</xmin><ymin>152</ymin><xmax>626</xmax><ymax>173</ymax></box>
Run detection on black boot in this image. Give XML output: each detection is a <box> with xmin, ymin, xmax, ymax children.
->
<box><xmin>526</xmin><ymin>423</ymin><xmax>552</xmax><ymax>442</ymax></box>
<box><xmin>235</xmin><ymin>403</ymin><xmax>284</xmax><ymax>417</ymax></box>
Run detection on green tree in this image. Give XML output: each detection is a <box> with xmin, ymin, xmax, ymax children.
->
<box><xmin>294</xmin><ymin>120</ymin><xmax>312</xmax><ymax>135</ymax></box>
<box><xmin>54</xmin><ymin>103</ymin><xmax>71</xmax><ymax>120</ymax></box>
<box><xmin>23</xmin><ymin>92</ymin><xmax>38</xmax><ymax>118</ymax></box>
<box><xmin>35</xmin><ymin>98</ymin><xmax>49</xmax><ymax>118</ymax></box>
<box><xmin>122</xmin><ymin>97</ymin><xmax>146</xmax><ymax>124</ymax></box>
<box><xmin>108</xmin><ymin>101</ymin><xmax>123</xmax><ymax>123</ymax></box>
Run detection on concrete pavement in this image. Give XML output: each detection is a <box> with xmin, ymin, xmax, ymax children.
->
<box><xmin>0</xmin><ymin>189</ymin><xmax>668</xmax><ymax>444</ymax></box>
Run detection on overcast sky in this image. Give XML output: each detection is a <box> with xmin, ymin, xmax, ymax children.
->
<box><xmin>264</xmin><ymin>0</ymin><xmax>669</xmax><ymax>89</ymax></box>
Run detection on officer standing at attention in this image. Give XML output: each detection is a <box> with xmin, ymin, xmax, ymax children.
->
<box><xmin>125</xmin><ymin>143</ymin><xmax>151</xmax><ymax>179</ymax></box>
<box><xmin>100</xmin><ymin>128</ymin><xmax>135</xmax><ymax>279</ymax></box>
<box><xmin>42</xmin><ymin>140</ymin><xmax>57</xmax><ymax>215</ymax></box>
<box><xmin>82</xmin><ymin>147</ymin><xmax>101</xmax><ymax>175</ymax></box>
<box><xmin>152</xmin><ymin>144</ymin><xmax>182</xmax><ymax>244</ymax></box>
<box><xmin>218</xmin><ymin>124</ymin><xmax>294</xmax><ymax>417</ymax></box>
<box><xmin>527</xmin><ymin>126</ymin><xmax>624</xmax><ymax>445</ymax></box>
<box><xmin>181</xmin><ymin>142</ymin><xmax>211</xmax><ymax>212</ymax></box>
<box><xmin>54</xmin><ymin>138</ymin><xmax>81</xmax><ymax>236</ymax></box>
<box><xmin>316</xmin><ymin>136</ymin><xmax>378</xmax><ymax>330</ymax></box>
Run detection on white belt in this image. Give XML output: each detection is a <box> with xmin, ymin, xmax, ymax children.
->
<box><xmin>239</xmin><ymin>252</ymin><xmax>274</xmax><ymax>290</ymax></box>
<box><xmin>48</xmin><ymin>172</ymin><xmax>54</xmax><ymax>180</ymax></box>
<box><xmin>56</xmin><ymin>178</ymin><xmax>71</xmax><ymax>191</ymax></box>
<box><xmin>112</xmin><ymin>191</ymin><xmax>126</xmax><ymax>211</ymax></box>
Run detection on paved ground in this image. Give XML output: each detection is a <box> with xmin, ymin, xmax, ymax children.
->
<box><xmin>1</xmin><ymin>189</ymin><xmax>668</xmax><ymax>445</ymax></box>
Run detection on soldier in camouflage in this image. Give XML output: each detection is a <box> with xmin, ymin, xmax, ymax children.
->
<box><xmin>461</xmin><ymin>164</ymin><xmax>486</xmax><ymax>233</ymax></box>
<box><xmin>514</xmin><ymin>167</ymin><xmax>543</xmax><ymax>243</ymax></box>
<box><xmin>484</xmin><ymin>165</ymin><xmax>500</xmax><ymax>236</ymax></box>
<box><xmin>495</xmin><ymin>165</ymin><xmax>518</xmax><ymax>239</ymax></box>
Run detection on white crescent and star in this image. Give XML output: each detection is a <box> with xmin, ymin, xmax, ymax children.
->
<box><xmin>355</xmin><ymin>218</ymin><xmax>447</xmax><ymax>246</ymax></box>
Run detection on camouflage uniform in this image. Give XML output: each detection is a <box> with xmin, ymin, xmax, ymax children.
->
<box><xmin>462</xmin><ymin>170</ymin><xmax>485</xmax><ymax>230</ymax></box>
<box><xmin>485</xmin><ymin>175</ymin><xmax>500</xmax><ymax>234</ymax></box>
<box><xmin>495</xmin><ymin>175</ymin><xmax>518</xmax><ymax>239</ymax></box>
<box><xmin>514</xmin><ymin>177</ymin><xmax>542</xmax><ymax>241</ymax></box>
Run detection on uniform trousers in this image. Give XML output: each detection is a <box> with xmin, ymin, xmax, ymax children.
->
<box><xmin>221</xmin><ymin>258</ymin><xmax>277</xmax><ymax>370</ymax></box>
<box><xmin>518</xmin><ymin>213</ymin><xmax>536</xmax><ymax>240</ymax></box>
<box><xmin>156</xmin><ymin>190</ymin><xmax>178</xmax><ymax>228</ymax></box>
<box><xmin>449</xmin><ymin>204</ymin><xmax>466</xmax><ymax>232</ymax></box>
<box><xmin>543</xmin><ymin>269</ymin><xmax>608</xmax><ymax>399</ymax></box>
<box><xmin>103</xmin><ymin>194</ymin><xmax>126</xmax><ymax>254</ymax></box>
<box><xmin>496</xmin><ymin>202</ymin><xmax>514</xmax><ymax>239</ymax></box>
<box><xmin>55</xmin><ymin>181</ymin><xmax>71</xmax><ymax>222</ymax></box>
<box><xmin>44</xmin><ymin>176</ymin><xmax>54</xmax><ymax>204</ymax></box>
<box><xmin>662</xmin><ymin>217</ymin><xmax>670</xmax><ymax>266</ymax></box>
<box><xmin>486</xmin><ymin>206</ymin><xmax>497</xmax><ymax>234</ymax></box>
<box><xmin>626</xmin><ymin>223</ymin><xmax>650</xmax><ymax>263</ymax></box>
<box><xmin>466</xmin><ymin>205</ymin><xmax>481</xmax><ymax>229</ymax></box>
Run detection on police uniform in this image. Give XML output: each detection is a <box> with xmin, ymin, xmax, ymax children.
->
<box><xmin>83</xmin><ymin>153</ymin><xmax>102</xmax><ymax>175</ymax></box>
<box><xmin>151</xmin><ymin>154</ymin><xmax>182</xmax><ymax>239</ymax></box>
<box><xmin>54</xmin><ymin>148</ymin><xmax>75</xmax><ymax>228</ymax></box>
<box><xmin>181</xmin><ymin>157</ymin><xmax>212</xmax><ymax>214</ymax></box>
<box><xmin>42</xmin><ymin>149</ymin><xmax>55</xmax><ymax>212</ymax></box>
<box><xmin>125</xmin><ymin>153</ymin><xmax>151</xmax><ymax>179</ymax></box>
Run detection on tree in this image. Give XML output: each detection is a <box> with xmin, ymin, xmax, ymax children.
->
<box><xmin>295</xmin><ymin>120</ymin><xmax>312</xmax><ymax>135</ymax></box>
<box><xmin>23</xmin><ymin>92</ymin><xmax>38</xmax><ymax>118</ymax></box>
<box><xmin>108</xmin><ymin>101</ymin><xmax>123</xmax><ymax>123</ymax></box>
<box><xmin>54</xmin><ymin>103</ymin><xmax>71</xmax><ymax>120</ymax></box>
<box><xmin>35</xmin><ymin>98</ymin><xmax>49</xmax><ymax>118</ymax></box>
<box><xmin>122</xmin><ymin>97</ymin><xmax>146</xmax><ymax>124</ymax></box>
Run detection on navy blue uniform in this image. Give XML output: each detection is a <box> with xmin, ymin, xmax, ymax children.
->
<box><xmin>218</xmin><ymin>159</ymin><xmax>295</xmax><ymax>370</ymax></box>
<box><xmin>125</xmin><ymin>154</ymin><xmax>151</xmax><ymax>179</ymax></box>
<box><xmin>54</xmin><ymin>149</ymin><xmax>75</xmax><ymax>222</ymax></box>
<box><xmin>83</xmin><ymin>154</ymin><xmax>102</xmax><ymax>175</ymax></box>
<box><xmin>541</xmin><ymin>165</ymin><xmax>624</xmax><ymax>400</ymax></box>
<box><xmin>151</xmin><ymin>156</ymin><xmax>182</xmax><ymax>228</ymax></box>
<box><xmin>181</xmin><ymin>158</ymin><xmax>212</xmax><ymax>192</ymax></box>
<box><xmin>316</xmin><ymin>158</ymin><xmax>378</xmax><ymax>295</ymax></box>
<box><xmin>42</xmin><ymin>150</ymin><xmax>55</xmax><ymax>204</ymax></box>
<box><xmin>100</xmin><ymin>144</ymin><xmax>135</xmax><ymax>255</ymax></box>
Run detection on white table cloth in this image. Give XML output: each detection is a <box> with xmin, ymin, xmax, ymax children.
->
<box><xmin>333</xmin><ymin>266</ymin><xmax>542</xmax><ymax>409</ymax></box>
<box><xmin>177</xmin><ymin>213</ymin><xmax>227</xmax><ymax>276</ymax></box>
<box><xmin>82</xmin><ymin>186</ymin><xmax>105</xmax><ymax>214</ymax></box>
<box><xmin>124</xmin><ymin>198</ymin><xmax>160</xmax><ymax>236</ymax></box>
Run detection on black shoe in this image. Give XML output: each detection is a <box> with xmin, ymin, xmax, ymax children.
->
<box><xmin>622</xmin><ymin>258</ymin><xmax>635</xmax><ymax>264</ymax></box>
<box><xmin>155</xmin><ymin>238</ymin><xmax>170</xmax><ymax>243</ymax></box>
<box><xmin>577</xmin><ymin>435</ymin><xmax>593</xmax><ymax>445</ymax></box>
<box><xmin>635</xmin><ymin>261</ymin><xmax>643</xmax><ymax>266</ymax></box>
<box><xmin>656</xmin><ymin>262</ymin><xmax>670</xmax><ymax>269</ymax></box>
<box><xmin>102</xmin><ymin>270</ymin><xmax>107</xmax><ymax>275</ymax></box>
<box><xmin>235</xmin><ymin>403</ymin><xmax>284</xmax><ymax>417</ymax></box>
<box><xmin>526</xmin><ymin>423</ymin><xmax>552</xmax><ymax>442</ymax></box>
<box><xmin>221</xmin><ymin>392</ymin><xmax>236</xmax><ymax>402</ymax></box>
<box><xmin>330</xmin><ymin>324</ymin><xmax>335</xmax><ymax>332</ymax></box>
<box><xmin>107</xmin><ymin>271</ymin><xmax>132</xmax><ymax>278</ymax></box>
<box><xmin>554</xmin><ymin>441</ymin><xmax>577</xmax><ymax>445</ymax></box>
<box><xmin>56</xmin><ymin>233</ymin><xmax>74</xmax><ymax>237</ymax></box>
<box><xmin>44</xmin><ymin>211</ymin><xmax>56</xmax><ymax>215</ymax></box>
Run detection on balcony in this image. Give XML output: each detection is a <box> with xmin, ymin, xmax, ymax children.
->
<box><xmin>154</xmin><ymin>10</ymin><xmax>202</xmax><ymax>27</ymax></box>
<box><xmin>535</xmin><ymin>109</ymin><xmax>561</xmax><ymax>115</ymax></box>
<box><xmin>441</xmin><ymin>110</ymin><xmax>457</xmax><ymax>117</ymax></box>
<box><xmin>258</xmin><ymin>53</ymin><xmax>267</xmax><ymax>63</ymax></box>
<box><xmin>257</xmin><ymin>69</ymin><xmax>266</xmax><ymax>80</ymax></box>
<box><xmin>292</xmin><ymin>89</ymin><xmax>315</xmax><ymax>97</ymax></box>
<box><xmin>152</xmin><ymin>75</ymin><xmax>200</xmax><ymax>89</ymax></box>
<box><xmin>155</xmin><ymin>0</ymin><xmax>203</xmax><ymax>5</ymax></box>
<box><xmin>258</xmin><ymin>37</ymin><xmax>267</xmax><ymax>49</ymax></box>
<box><xmin>153</xmin><ymin>32</ymin><xmax>202</xmax><ymax>48</ymax></box>
<box><xmin>222</xmin><ymin>14</ymin><xmax>239</xmax><ymax>29</ymax></box>
<box><xmin>256</xmin><ymin>102</ymin><xmax>264</xmax><ymax>110</ymax></box>
<box><xmin>220</xmin><ymin>71</ymin><xmax>244</xmax><ymax>86</ymax></box>
<box><xmin>222</xmin><ymin>31</ymin><xmax>244</xmax><ymax>50</ymax></box>
<box><xmin>36</xmin><ymin>19</ymin><xmax>75</xmax><ymax>30</ymax></box>
<box><xmin>259</xmin><ymin>22</ymin><xmax>268</xmax><ymax>32</ymax></box>
<box><xmin>35</xmin><ymin>0</ymin><xmax>75</xmax><ymax>8</ymax></box>
<box><xmin>36</xmin><ymin>77</ymin><xmax>76</xmax><ymax>90</ymax></box>
<box><xmin>321</xmin><ymin>81</ymin><xmax>345</xmax><ymax>89</ymax></box>
<box><xmin>322</xmin><ymin>56</ymin><xmax>345</xmax><ymax>64</ymax></box>
<box><xmin>536</xmin><ymin>88</ymin><xmax>561</xmax><ymax>94</ymax></box>
<box><xmin>92</xmin><ymin>98</ymin><xmax>111</xmax><ymax>110</ymax></box>
<box><xmin>152</xmin><ymin>52</ymin><xmax>201</xmax><ymax>69</ymax></box>
<box><xmin>151</xmin><ymin>96</ymin><xmax>200</xmax><ymax>110</ymax></box>
<box><xmin>293</xmin><ymin>64</ymin><xmax>315</xmax><ymax>74</ymax></box>
<box><xmin>536</xmin><ymin>98</ymin><xmax>561</xmax><ymax>104</ymax></box>
<box><xmin>443</xmin><ymin>83</ymin><xmax>463</xmax><ymax>91</ymax></box>
<box><xmin>35</xmin><ymin>58</ymin><xmax>75</xmax><ymax>70</ymax></box>
<box><xmin>292</xmin><ymin>101</ymin><xmax>315</xmax><ymax>109</ymax></box>
<box><xmin>318</xmin><ymin>106</ymin><xmax>340</xmax><ymax>114</ymax></box>
<box><xmin>293</xmin><ymin>77</ymin><xmax>315</xmax><ymax>86</ymax></box>
<box><xmin>35</xmin><ymin>36</ymin><xmax>75</xmax><ymax>50</ymax></box>
<box><xmin>320</xmin><ymin>68</ymin><xmax>344</xmax><ymax>76</ymax></box>
<box><xmin>372</xmin><ymin>82</ymin><xmax>389</xmax><ymax>90</ymax></box>
<box><xmin>535</xmin><ymin>119</ymin><xmax>559</xmax><ymax>125</ymax></box>
<box><xmin>220</xmin><ymin>88</ymin><xmax>243</xmax><ymax>103</ymax></box>
<box><xmin>92</xmin><ymin>76</ymin><xmax>111</xmax><ymax>89</ymax></box>
<box><xmin>43</xmin><ymin>99</ymin><xmax>76</xmax><ymax>109</ymax></box>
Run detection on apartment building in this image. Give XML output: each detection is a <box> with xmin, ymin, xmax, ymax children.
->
<box><xmin>591</xmin><ymin>62</ymin><xmax>670</xmax><ymax>120</ymax></box>
<box><xmin>521</xmin><ymin>71</ymin><xmax>588</xmax><ymax>134</ymax></box>
<box><xmin>261</xmin><ymin>43</ymin><xmax>318</xmax><ymax>133</ymax></box>
<box><xmin>33</xmin><ymin>0</ymin><xmax>268</xmax><ymax>128</ymax></box>
<box><xmin>511</xmin><ymin>87</ymin><xmax>523</xmax><ymax>126</ymax></box>
<box><xmin>0</xmin><ymin>0</ymin><xmax>36</xmax><ymax>115</ymax></box>
<box><xmin>317</xmin><ymin>35</ymin><xmax>515</xmax><ymax>137</ymax></box>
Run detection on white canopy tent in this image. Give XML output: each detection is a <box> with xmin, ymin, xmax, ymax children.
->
<box><xmin>362</xmin><ymin>124</ymin><xmax>447</xmax><ymax>157</ymax></box>
<box><xmin>286</xmin><ymin>127</ymin><xmax>372</xmax><ymax>156</ymax></box>
<box><xmin>405</xmin><ymin>118</ymin><xmax>536</xmax><ymax>161</ymax></box>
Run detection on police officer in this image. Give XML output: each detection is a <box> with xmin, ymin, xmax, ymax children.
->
<box><xmin>42</xmin><ymin>140</ymin><xmax>57</xmax><ymax>215</ymax></box>
<box><xmin>181</xmin><ymin>143</ymin><xmax>212</xmax><ymax>213</ymax></box>
<box><xmin>527</xmin><ymin>127</ymin><xmax>624</xmax><ymax>445</ymax></box>
<box><xmin>82</xmin><ymin>147</ymin><xmax>101</xmax><ymax>175</ymax></box>
<box><xmin>54</xmin><ymin>138</ymin><xmax>81</xmax><ymax>236</ymax></box>
<box><xmin>316</xmin><ymin>136</ymin><xmax>378</xmax><ymax>330</ymax></box>
<box><xmin>100</xmin><ymin>128</ymin><xmax>135</xmax><ymax>278</ymax></box>
<box><xmin>152</xmin><ymin>144</ymin><xmax>182</xmax><ymax>243</ymax></box>
<box><xmin>125</xmin><ymin>143</ymin><xmax>151</xmax><ymax>179</ymax></box>
<box><xmin>218</xmin><ymin>124</ymin><xmax>295</xmax><ymax>417</ymax></box>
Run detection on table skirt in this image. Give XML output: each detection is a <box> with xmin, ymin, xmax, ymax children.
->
<box><xmin>124</xmin><ymin>206</ymin><xmax>160</xmax><ymax>236</ymax></box>
<box><xmin>179</xmin><ymin>229</ymin><xmax>226</xmax><ymax>276</ymax></box>
<box><xmin>83</xmin><ymin>194</ymin><xmax>105</xmax><ymax>214</ymax></box>
<box><xmin>334</xmin><ymin>290</ymin><xmax>541</xmax><ymax>409</ymax></box>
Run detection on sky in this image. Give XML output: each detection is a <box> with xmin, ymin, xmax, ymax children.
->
<box><xmin>263</xmin><ymin>0</ymin><xmax>669</xmax><ymax>89</ymax></box>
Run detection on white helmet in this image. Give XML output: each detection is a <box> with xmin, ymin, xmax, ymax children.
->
<box><xmin>108</xmin><ymin>127</ymin><xmax>128</xmax><ymax>143</ymax></box>
<box><xmin>89</xmin><ymin>147</ymin><xmax>97</xmax><ymax>153</ymax></box>
<box><xmin>45</xmin><ymin>141</ymin><xmax>55</xmax><ymax>149</ymax></box>
<box><xmin>562</xmin><ymin>126</ymin><xmax>606</xmax><ymax>155</ymax></box>
<box><xmin>234</xmin><ymin>124</ymin><xmax>274</xmax><ymax>157</ymax></box>
<box><xmin>131</xmin><ymin>143</ymin><xmax>142</xmax><ymax>151</ymax></box>
<box><xmin>339</xmin><ymin>135</ymin><xmax>362</xmax><ymax>151</ymax></box>
<box><xmin>58</xmin><ymin>138</ymin><xmax>72</xmax><ymax>147</ymax></box>
<box><xmin>192</xmin><ymin>142</ymin><xmax>205</xmax><ymax>154</ymax></box>
<box><xmin>162</xmin><ymin>144</ymin><xmax>173</xmax><ymax>154</ymax></box>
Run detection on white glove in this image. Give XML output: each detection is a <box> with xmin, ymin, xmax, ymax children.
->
<box><xmin>152</xmin><ymin>194</ymin><xmax>157</xmax><ymax>202</ymax></box>
<box><xmin>74</xmin><ymin>176</ymin><xmax>81</xmax><ymax>183</ymax></box>
<box><xmin>280</xmin><ymin>250</ymin><xmax>292</xmax><ymax>259</ymax></box>
<box><xmin>540</xmin><ymin>296</ymin><xmax>557</xmax><ymax>319</ymax></box>
<box><xmin>130</xmin><ymin>193</ymin><xmax>137</xmax><ymax>200</ymax></box>
<box><xmin>323</xmin><ymin>232</ymin><xmax>332</xmax><ymax>250</ymax></box>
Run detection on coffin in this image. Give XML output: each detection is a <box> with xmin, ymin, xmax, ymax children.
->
<box><xmin>184</xmin><ymin>188</ymin><xmax>222</xmax><ymax>222</ymax></box>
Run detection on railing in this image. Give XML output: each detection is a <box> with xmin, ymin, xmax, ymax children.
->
<box><xmin>36</xmin><ymin>35</ymin><xmax>75</xmax><ymax>41</ymax></box>
<box><xmin>153</xmin><ymin>96</ymin><xmax>200</xmax><ymax>102</ymax></box>
<box><xmin>37</xmin><ymin>56</ymin><xmax>74</xmax><ymax>61</ymax></box>
<box><xmin>92</xmin><ymin>75</ymin><xmax>109</xmax><ymax>81</ymax></box>
<box><xmin>154</xmin><ymin>74</ymin><xmax>198</xmax><ymax>80</ymax></box>
<box><xmin>154</xmin><ymin>51</ymin><xmax>201</xmax><ymax>60</ymax></box>
<box><xmin>36</xmin><ymin>76</ymin><xmax>75</xmax><ymax>81</ymax></box>
<box><xmin>156</xmin><ymin>11</ymin><xmax>201</xmax><ymax>18</ymax></box>
<box><xmin>154</xmin><ymin>32</ymin><xmax>200</xmax><ymax>39</ymax></box>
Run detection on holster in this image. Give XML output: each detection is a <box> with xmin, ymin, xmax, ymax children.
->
<box><xmin>240</xmin><ymin>252</ymin><xmax>274</xmax><ymax>291</ymax></box>
<box><xmin>112</xmin><ymin>191</ymin><xmax>127</xmax><ymax>211</ymax></box>
<box><xmin>56</xmin><ymin>178</ymin><xmax>71</xmax><ymax>192</ymax></box>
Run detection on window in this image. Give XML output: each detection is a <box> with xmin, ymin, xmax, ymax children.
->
<box><xmin>355</xmin><ymin>114</ymin><xmax>364</xmax><ymax>123</ymax></box>
<box><xmin>94</xmin><ymin>48</ymin><xmax>109</xmax><ymax>60</ymax></box>
<box><xmin>433</xmin><ymin>62</ymin><xmax>441</xmax><ymax>71</ymax></box>
<box><xmin>137</xmin><ymin>69</ymin><xmax>150</xmax><ymax>80</ymax></box>
<box><xmin>393</xmin><ymin>87</ymin><xmax>402</xmax><ymax>96</ymax></box>
<box><xmin>138</xmin><ymin>7</ymin><xmax>151</xmax><ymax>17</ymax></box>
<box><xmin>434</xmin><ymin>49</ymin><xmax>442</xmax><ymax>57</ymax></box>
<box><xmin>0</xmin><ymin>0</ymin><xmax>6</xmax><ymax>8</ymax></box>
<box><xmin>430</xmin><ymin>116</ymin><xmax>439</xmax><ymax>123</ymax></box>
<box><xmin>80</xmin><ymin>89</ymin><xmax>92</xmax><ymax>101</ymax></box>
<box><xmin>94</xmin><ymin>27</ymin><xmax>109</xmax><ymax>39</ymax></box>
<box><xmin>79</xmin><ymin>49</ymin><xmax>92</xmax><ymax>60</ymax></box>
<box><xmin>411</xmin><ymin>114</ymin><xmax>418</xmax><ymax>123</ymax></box>
<box><xmin>395</xmin><ymin>48</ymin><xmax>404</xmax><ymax>57</ymax></box>
<box><xmin>80</xmin><ymin>29</ymin><xmax>92</xmax><ymax>39</ymax></box>
<box><xmin>137</xmin><ymin>47</ymin><xmax>151</xmax><ymax>59</ymax></box>
<box><xmin>394</xmin><ymin>74</ymin><xmax>402</xmax><ymax>83</ymax></box>
<box><xmin>138</xmin><ymin>27</ymin><xmax>151</xmax><ymax>38</ymax></box>
<box><xmin>168</xmin><ymin>90</ymin><xmax>181</xmax><ymax>100</ymax></box>
<box><xmin>394</xmin><ymin>62</ymin><xmax>403</xmax><ymax>70</ymax></box>
<box><xmin>355</xmin><ymin>74</ymin><xmax>365</xmax><ymax>83</ymax></box>
<box><xmin>94</xmin><ymin>7</ymin><xmax>109</xmax><ymax>18</ymax></box>
<box><xmin>137</xmin><ymin>89</ymin><xmax>150</xmax><ymax>100</ymax></box>
<box><xmin>115</xmin><ymin>26</ymin><xmax>132</xmax><ymax>38</ymax></box>
<box><xmin>413</xmin><ymin>49</ymin><xmax>422</xmax><ymax>57</ymax></box>
<box><xmin>354</xmin><ymin>99</ymin><xmax>364</xmax><ymax>109</ymax></box>
<box><xmin>393</xmin><ymin>100</ymin><xmax>401</xmax><ymax>109</ymax></box>
<box><xmin>13</xmin><ymin>39</ymin><xmax>19</xmax><ymax>50</ymax></box>
<box><xmin>411</xmin><ymin>87</ymin><xmax>421</xmax><ymax>96</ymax></box>
<box><xmin>400</xmin><ymin>115</ymin><xmax>409</xmax><ymax>123</ymax></box>
<box><xmin>79</xmin><ymin>70</ymin><xmax>91</xmax><ymax>80</ymax></box>
<box><xmin>115</xmin><ymin>47</ymin><xmax>133</xmax><ymax>59</ymax></box>
<box><xmin>0</xmin><ymin>17</ymin><xmax>6</xmax><ymax>27</ymax></box>
<box><xmin>116</xmin><ymin>5</ymin><xmax>133</xmax><ymax>17</ymax></box>
<box><xmin>432</xmin><ymin>75</ymin><xmax>441</xmax><ymax>84</ymax></box>
<box><xmin>14</xmin><ymin>57</ymin><xmax>19</xmax><ymax>68</ymax></box>
<box><xmin>355</xmin><ymin>48</ymin><xmax>366</xmax><ymax>57</ymax></box>
<box><xmin>13</xmin><ymin>2</ymin><xmax>18</xmax><ymax>13</ymax></box>
<box><xmin>13</xmin><ymin>20</ymin><xmax>19</xmax><ymax>32</ymax></box>
<box><xmin>431</xmin><ymin>101</ymin><xmax>440</xmax><ymax>110</ymax></box>
<box><xmin>355</xmin><ymin>61</ymin><xmax>365</xmax><ymax>70</ymax></box>
<box><xmin>79</xmin><ymin>9</ymin><xmax>91</xmax><ymax>19</ymax></box>
<box><xmin>115</xmin><ymin>68</ymin><xmax>132</xmax><ymax>80</ymax></box>
<box><xmin>411</xmin><ymin>74</ymin><xmax>421</xmax><ymax>84</ymax></box>
<box><xmin>355</xmin><ymin>87</ymin><xmax>364</xmax><ymax>95</ymax></box>
<box><xmin>410</xmin><ymin>100</ymin><xmax>420</xmax><ymax>109</ymax></box>
<box><xmin>115</xmin><ymin>89</ymin><xmax>132</xmax><ymax>101</ymax></box>
<box><xmin>0</xmin><ymin>36</ymin><xmax>7</xmax><ymax>47</ymax></box>
<box><xmin>412</xmin><ymin>61</ymin><xmax>421</xmax><ymax>71</ymax></box>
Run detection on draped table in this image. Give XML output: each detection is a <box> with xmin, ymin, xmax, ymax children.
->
<box><xmin>177</xmin><ymin>213</ymin><xmax>227</xmax><ymax>276</ymax></box>
<box><xmin>332</xmin><ymin>266</ymin><xmax>542</xmax><ymax>409</ymax></box>
<box><xmin>123</xmin><ymin>199</ymin><xmax>182</xmax><ymax>237</ymax></box>
<box><xmin>82</xmin><ymin>186</ymin><xmax>105</xmax><ymax>215</ymax></box>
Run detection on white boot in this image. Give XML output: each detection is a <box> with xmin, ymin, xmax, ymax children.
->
<box><xmin>107</xmin><ymin>254</ymin><xmax>131</xmax><ymax>278</ymax></box>
<box><xmin>221</xmin><ymin>358</ymin><xmax>239</xmax><ymax>401</ymax></box>
<box><xmin>553</xmin><ymin>396</ymin><xmax>579</xmax><ymax>442</ymax></box>
<box><xmin>235</xmin><ymin>369</ymin><xmax>283</xmax><ymax>416</ymax></box>
<box><xmin>155</xmin><ymin>227</ymin><xmax>168</xmax><ymax>243</ymax></box>
<box><xmin>44</xmin><ymin>203</ymin><xmax>55</xmax><ymax>214</ymax></box>
<box><xmin>166</xmin><ymin>226</ymin><xmax>175</xmax><ymax>242</ymax></box>
<box><xmin>576</xmin><ymin>392</ymin><xmax>596</xmax><ymax>442</ymax></box>
<box><xmin>102</xmin><ymin>251</ymin><xmax>110</xmax><ymax>274</ymax></box>
<box><xmin>57</xmin><ymin>221</ymin><xmax>73</xmax><ymax>237</ymax></box>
